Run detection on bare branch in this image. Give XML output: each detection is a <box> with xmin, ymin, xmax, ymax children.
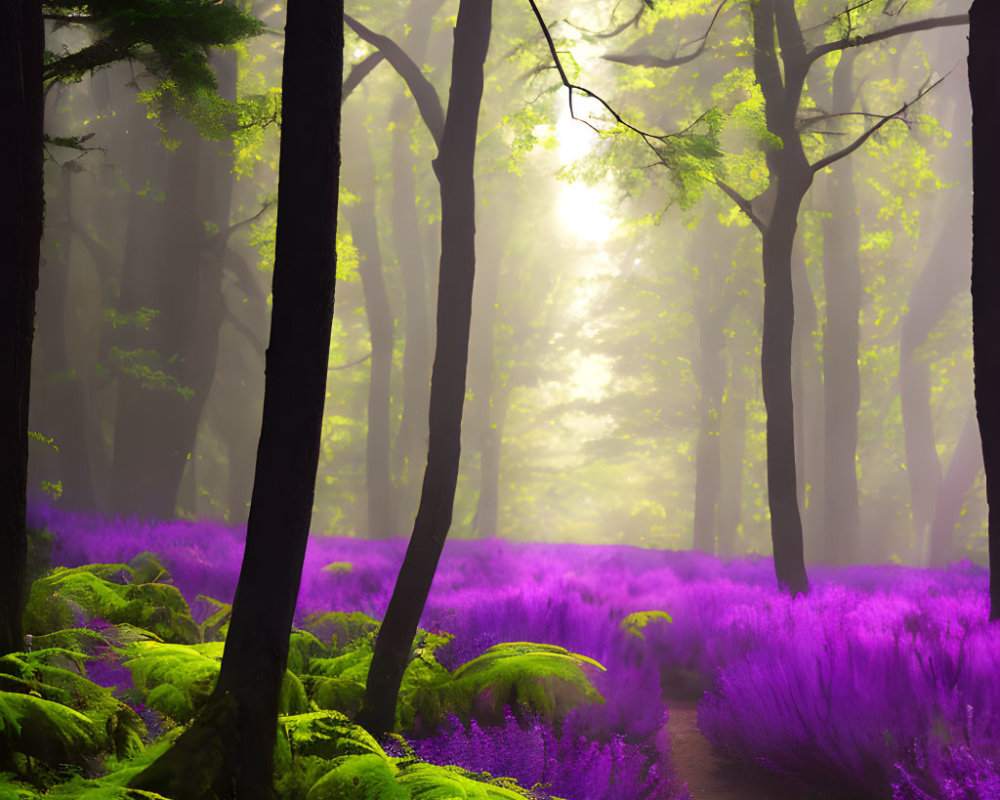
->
<box><xmin>603</xmin><ymin>0</ymin><xmax>728</xmax><ymax>70</ymax></box>
<box><xmin>224</xmin><ymin>308</ymin><xmax>266</xmax><ymax>358</ymax></box>
<box><xmin>563</xmin><ymin>4</ymin><xmax>646</xmax><ymax>40</ymax></box>
<box><xmin>526</xmin><ymin>0</ymin><xmax>697</xmax><ymax>146</ymax></box>
<box><xmin>343</xmin><ymin>52</ymin><xmax>385</xmax><ymax>102</ymax></box>
<box><xmin>806</xmin><ymin>13</ymin><xmax>968</xmax><ymax>64</ymax></box>
<box><xmin>810</xmin><ymin>73</ymin><xmax>946</xmax><ymax>174</ymax></box>
<box><xmin>328</xmin><ymin>352</ymin><xmax>373</xmax><ymax>371</ymax></box>
<box><xmin>715</xmin><ymin>180</ymin><xmax>765</xmax><ymax>232</ymax></box>
<box><xmin>344</xmin><ymin>14</ymin><xmax>445</xmax><ymax>145</ymax></box>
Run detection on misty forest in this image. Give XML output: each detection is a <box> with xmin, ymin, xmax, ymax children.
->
<box><xmin>4</xmin><ymin>0</ymin><xmax>1000</xmax><ymax>798</ymax></box>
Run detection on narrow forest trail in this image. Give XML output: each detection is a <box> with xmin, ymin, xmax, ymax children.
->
<box><xmin>666</xmin><ymin>701</ymin><xmax>805</xmax><ymax>800</ymax></box>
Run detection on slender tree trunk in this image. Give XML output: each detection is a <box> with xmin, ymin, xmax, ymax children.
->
<box><xmin>790</xmin><ymin>233</ymin><xmax>824</xmax><ymax>550</ymax></box>
<box><xmin>110</xmin><ymin>59</ymin><xmax>236</xmax><ymax>518</ymax></box>
<box><xmin>130</xmin><ymin>1</ymin><xmax>344</xmax><ymax>795</ymax></box>
<box><xmin>820</xmin><ymin>51</ymin><xmax>862</xmax><ymax>564</ymax></box>
<box><xmin>762</xmin><ymin>191</ymin><xmax>810</xmax><ymax>594</ymax></box>
<box><xmin>900</xmin><ymin>223</ymin><xmax>966</xmax><ymax>555</ymax></box>
<box><xmin>0</xmin><ymin>0</ymin><xmax>43</xmax><ymax>657</ymax></box>
<box><xmin>968</xmin><ymin>0</ymin><xmax>1000</xmax><ymax>621</ymax></box>
<box><xmin>342</xmin><ymin>130</ymin><xmax>395</xmax><ymax>537</ymax></box>
<box><xmin>33</xmin><ymin>165</ymin><xmax>99</xmax><ymax>509</ymax></box>
<box><xmin>359</xmin><ymin>0</ymin><xmax>492</xmax><ymax>735</ymax></box>
<box><xmin>929</xmin><ymin>408</ymin><xmax>983</xmax><ymax>566</ymax></box>
<box><xmin>391</xmin><ymin>0</ymin><xmax>445</xmax><ymax>524</ymax></box>
<box><xmin>717</xmin><ymin>370</ymin><xmax>747</xmax><ymax>557</ymax></box>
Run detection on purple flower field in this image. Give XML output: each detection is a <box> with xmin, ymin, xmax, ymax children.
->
<box><xmin>29</xmin><ymin>506</ymin><xmax>1000</xmax><ymax>800</ymax></box>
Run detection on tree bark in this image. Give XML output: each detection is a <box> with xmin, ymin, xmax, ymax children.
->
<box><xmin>820</xmin><ymin>51</ymin><xmax>862</xmax><ymax>564</ymax></box>
<box><xmin>358</xmin><ymin>0</ymin><xmax>492</xmax><ymax>736</ymax></box>
<box><xmin>0</xmin><ymin>0</ymin><xmax>43</xmax><ymax>657</ymax></box>
<box><xmin>968</xmin><ymin>0</ymin><xmax>1000</xmax><ymax>621</ymax></box>
<box><xmin>130</xmin><ymin>0</ymin><xmax>344</xmax><ymax>795</ymax></box>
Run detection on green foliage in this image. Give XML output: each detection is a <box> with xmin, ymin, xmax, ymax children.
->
<box><xmin>620</xmin><ymin>610</ymin><xmax>673</xmax><ymax>641</ymax></box>
<box><xmin>23</xmin><ymin>564</ymin><xmax>199</xmax><ymax>644</ymax></box>
<box><xmin>274</xmin><ymin>711</ymin><xmax>537</xmax><ymax>800</ymax></box>
<box><xmin>301</xmin><ymin>611</ymin><xmax>380</xmax><ymax>653</ymax></box>
<box><xmin>106</xmin><ymin>347</ymin><xmax>195</xmax><ymax>401</ymax></box>
<box><xmin>102</xmin><ymin>308</ymin><xmax>159</xmax><ymax>330</ymax></box>
<box><xmin>425</xmin><ymin>642</ymin><xmax>605</xmax><ymax>724</ymax></box>
<box><xmin>122</xmin><ymin>640</ymin><xmax>305</xmax><ymax>722</ymax></box>
<box><xmin>43</xmin><ymin>0</ymin><xmax>262</xmax><ymax>93</ymax></box>
<box><xmin>0</xmin><ymin>691</ymin><xmax>100</xmax><ymax>766</ymax></box>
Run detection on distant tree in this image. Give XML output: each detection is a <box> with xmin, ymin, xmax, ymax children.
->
<box><xmin>0</xmin><ymin>0</ymin><xmax>44</xmax><ymax>659</ymax></box>
<box><xmin>129</xmin><ymin>0</ymin><xmax>345</xmax><ymax>796</ymax></box>
<box><xmin>969</xmin><ymin>0</ymin><xmax>1000</xmax><ymax>622</ymax></box>
<box><xmin>350</xmin><ymin>0</ymin><xmax>494</xmax><ymax>735</ymax></box>
<box><xmin>584</xmin><ymin>0</ymin><xmax>968</xmax><ymax>592</ymax></box>
<box><xmin>0</xmin><ymin>0</ymin><xmax>260</xmax><ymax>656</ymax></box>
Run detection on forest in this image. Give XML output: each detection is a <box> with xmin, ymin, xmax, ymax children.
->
<box><xmin>2</xmin><ymin>0</ymin><xmax>998</xmax><ymax>798</ymax></box>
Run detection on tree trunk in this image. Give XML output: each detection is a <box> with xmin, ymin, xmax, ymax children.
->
<box><xmin>762</xmin><ymin>192</ymin><xmax>810</xmax><ymax>595</ymax></box>
<box><xmin>900</xmin><ymin>223</ymin><xmax>966</xmax><ymax>557</ymax></box>
<box><xmin>929</xmin><ymin>408</ymin><xmax>983</xmax><ymax>567</ymax></box>
<box><xmin>790</xmin><ymin>232</ymin><xmax>824</xmax><ymax>551</ymax></box>
<box><xmin>342</xmin><ymin>129</ymin><xmax>396</xmax><ymax>538</ymax></box>
<box><xmin>391</xmin><ymin>0</ymin><xmax>444</xmax><ymax>526</ymax></box>
<box><xmin>110</xmin><ymin>61</ymin><xmax>236</xmax><ymax>519</ymax></box>
<box><xmin>968</xmin><ymin>0</ymin><xmax>1000</xmax><ymax>621</ymax></box>
<box><xmin>32</xmin><ymin>165</ymin><xmax>98</xmax><ymax>510</ymax></box>
<box><xmin>359</xmin><ymin>0</ymin><xmax>492</xmax><ymax>736</ymax></box>
<box><xmin>0</xmin><ymin>0</ymin><xmax>43</xmax><ymax>657</ymax></box>
<box><xmin>820</xmin><ymin>51</ymin><xmax>862</xmax><ymax>563</ymax></box>
<box><xmin>717</xmin><ymin>370</ymin><xmax>747</xmax><ymax>557</ymax></box>
<box><xmin>130</xmin><ymin>0</ymin><xmax>344</xmax><ymax>795</ymax></box>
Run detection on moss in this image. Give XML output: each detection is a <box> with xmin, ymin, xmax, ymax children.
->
<box><xmin>620</xmin><ymin>611</ymin><xmax>673</xmax><ymax>641</ymax></box>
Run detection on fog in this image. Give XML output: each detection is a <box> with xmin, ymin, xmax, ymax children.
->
<box><xmin>31</xmin><ymin>0</ymin><xmax>977</xmax><ymax>570</ymax></box>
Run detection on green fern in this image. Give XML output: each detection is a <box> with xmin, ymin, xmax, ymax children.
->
<box><xmin>427</xmin><ymin>642</ymin><xmax>606</xmax><ymax>724</ymax></box>
<box><xmin>620</xmin><ymin>610</ymin><xmax>673</xmax><ymax>641</ymax></box>
<box><xmin>24</xmin><ymin>564</ymin><xmax>198</xmax><ymax>644</ymax></box>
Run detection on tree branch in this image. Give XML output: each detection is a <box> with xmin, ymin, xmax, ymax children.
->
<box><xmin>563</xmin><ymin>4</ymin><xmax>646</xmax><ymax>40</ymax></box>
<box><xmin>806</xmin><ymin>14</ymin><xmax>968</xmax><ymax>64</ymax></box>
<box><xmin>344</xmin><ymin>14</ymin><xmax>445</xmax><ymax>145</ymax></box>
<box><xmin>603</xmin><ymin>0</ymin><xmax>728</xmax><ymax>70</ymax></box>
<box><xmin>715</xmin><ymin>179</ymin><xmax>765</xmax><ymax>232</ymax></box>
<box><xmin>343</xmin><ymin>52</ymin><xmax>385</xmax><ymax>102</ymax></box>
<box><xmin>328</xmin><ymin>352</ymin><xmax>373</xmax><ymax>371</ymax></box>
<box><xmin>810</xmin><ymin>73</ymin><xmax>946</xmax><ymax>174</ymax></box>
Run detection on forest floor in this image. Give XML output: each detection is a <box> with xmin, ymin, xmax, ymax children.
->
<box><xmin>666</xmin><ymin>700</ymin><xmax>812</xmax><ymax>800</ymax></box>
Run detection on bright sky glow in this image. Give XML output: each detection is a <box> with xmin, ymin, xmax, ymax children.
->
<box><xmin>555</xmin><ymin>106</ymin><xmax>616</xmax><ymax>245</ymax></box>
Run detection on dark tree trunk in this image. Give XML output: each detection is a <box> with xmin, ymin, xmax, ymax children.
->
<box><xmin>130</xmin><ymin>0</ymin><xmax>344</xmax><ymax>795</ymax></box>
<box><xmin>342</xmin><ymin>130</ymin><xmax>396</xmax><ymax>537</ymax></box>
<box><xmin>820</xmin><ymin>51</ymin><xmax>862</xmax><ymax>563</ymax></box>
<box><xmin>748</xmin><ymin>0</ymin><xmax>811</xmax><ymax>594</ymax></box>
<box><xmin>358</xmin><ymin>0</ymin><xmax>492</xmax><ymax>736</ymax></box>
<box><xmin>929</xmin><ymin>408</ymin><xmax>983</xmax><ymax>567</ymax></box>
<box><xmin>761</xmin><ymin>191</ymin><xmax>810</xmax><ymax>595</ymax></box>
<box><xmin>0</xmin><ymin>0</ymin><xmax>43</xmax><ymax>657</ymax></box>
<box><xmin>968</xmin><ymin>0</ymin><xmax>1000</xmax><ymax>621</ymax></box>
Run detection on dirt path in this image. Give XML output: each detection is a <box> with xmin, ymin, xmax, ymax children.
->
<box><xmin>666</xmin><ymin>701</ymin><xmax>803</xmax><ymax>800</ymax></box>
